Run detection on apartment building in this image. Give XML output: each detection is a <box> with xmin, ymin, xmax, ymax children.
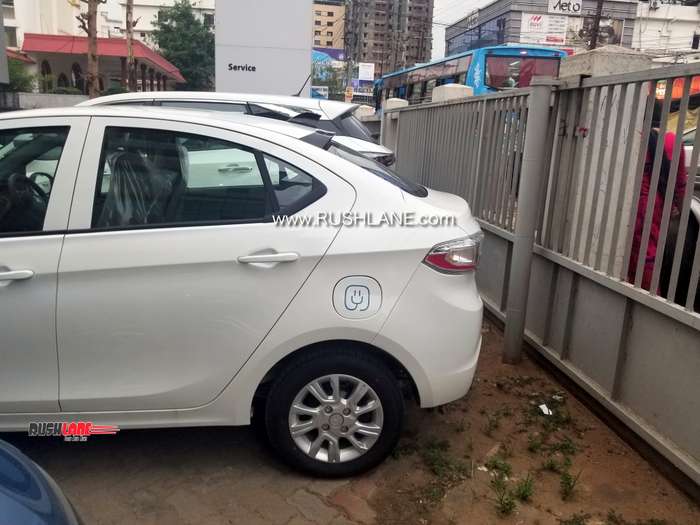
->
<box><xmin>345</xmin><ymin>0</ymin><xmax>433</xmax><ymax>78</ymax></box>
<box><xmin>313</xmin><ymin>0</ymin><xmax>345</xmax><ymax>49</ymax></box>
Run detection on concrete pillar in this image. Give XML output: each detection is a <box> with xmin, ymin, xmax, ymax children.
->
<box><xmin>156</xmin><ymin>73</ymin><xmax>162</xmax><ymax>91</ymax></box>
<box><xmin>162</xmin><ymin>75</ymin><xmax>168</xmax><ymax>91</ymax></box>
<box><xmin>503</xmin><ymin>79</ymin><xmax>559</xmax><ymax>364</ymax></box>
<box><xmin>149</xmin><ymin>68</ymin><xmax>154</xmax><ymax>91</ymax></box>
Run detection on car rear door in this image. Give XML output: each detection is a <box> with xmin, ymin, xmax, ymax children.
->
<box><xmin>0</xmin><ymin>117</ymin><xmax>88</xmax><ymax>413</ymax></box>
<box><xmin>57</xmin><ymin>117</ymin><xmax>355</xmax><ymax>412</ymax></box>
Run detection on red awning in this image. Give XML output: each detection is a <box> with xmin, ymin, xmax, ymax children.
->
<box><xmin>21</xmin><ymin>33</ymin><xmax>185</xmax><ymax>83</ymax></box>
<box><xmin>6</xmin><ymin>48</ymin><xmax>35</xmax><ymax>64</ymax></box>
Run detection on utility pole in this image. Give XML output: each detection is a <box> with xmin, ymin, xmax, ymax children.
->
<box><xmin>589</xmin><ymin>0</ymin><xmax>604</xmax><ymax>50</ymax></box>
<box><xmin>126</xmin><ymin>0</ymin><xmax>135</xmax><ymax>91</ymax></box>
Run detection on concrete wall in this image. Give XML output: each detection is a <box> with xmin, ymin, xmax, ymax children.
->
<box><xmin>17</xmin><ymin>93</ymin><xmax>88</xmax><ymax>109</ymax></box>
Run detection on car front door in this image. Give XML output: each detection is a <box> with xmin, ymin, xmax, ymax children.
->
<box><xmin>0</xmin><ymin>117</ymin><xmax>88</xmax><ymax>413</ymax></box>
<box><xmin>57</xmin><ymin>117</ymin><xmax>355</xmax><ymax>412</ymax></box>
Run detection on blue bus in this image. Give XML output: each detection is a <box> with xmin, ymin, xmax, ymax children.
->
<box><xmin>376</xmin><ymin>45</ymin><xmax>567</xmax><ymax>106</ymax></box>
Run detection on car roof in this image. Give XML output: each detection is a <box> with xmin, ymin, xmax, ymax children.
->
<box><xmin>0</xmin><ymin>106</ymin><xmax>322</xmax><ymax>141</ymax></box>
<box><xmin>77</xmin><ymin>91</ymin><xmax>359</xmax><ymax>120</ymax></box>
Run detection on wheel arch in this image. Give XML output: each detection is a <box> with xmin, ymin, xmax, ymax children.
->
<box><xmin>252</xmin><ymin>339</ymin><xmax>421</xmax><ymax>416</ymax></box>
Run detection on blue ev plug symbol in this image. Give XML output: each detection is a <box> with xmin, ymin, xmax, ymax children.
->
<box><xmin>345</xmin><ymin>285</ymin><xmax>370</xmax><ymax>312</ymax></box>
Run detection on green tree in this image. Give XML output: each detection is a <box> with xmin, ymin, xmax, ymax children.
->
<box><xmin>7</xmin><ymin>59</ymin><xmax>36</xmax><ymax>92</ymax></box>
<box><xmin>150</xmin><ymin>0</ymin><xmax>214</xmax><ymax>90</ymax></box>
<box><xmin>312</xmin><ymin>64</ymin><xmax>346</xmax><ymax>100</ymax></box>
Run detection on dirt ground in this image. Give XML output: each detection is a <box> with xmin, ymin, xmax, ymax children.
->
<box><xmin>3</xmin><ymin>319</ymin><xmax>699</xmax><ymax>525</ymax></box>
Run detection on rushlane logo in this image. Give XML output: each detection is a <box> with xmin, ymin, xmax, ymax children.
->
<box><xmin>29</xmin><ymin>421</ymin><xmax>120</xmax><ymax>442</ymax></box>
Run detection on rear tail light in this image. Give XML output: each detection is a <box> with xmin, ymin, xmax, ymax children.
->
<box><xmin>423</xmin><ymin>232</ymin><xmax>483</xmax><ymax>273</ymax></box>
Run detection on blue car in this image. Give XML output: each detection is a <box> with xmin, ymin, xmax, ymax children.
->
<box><xmin>0</xmin><ymin>439</ymin><xmax>81</xmax><ymax>525</ymax></box>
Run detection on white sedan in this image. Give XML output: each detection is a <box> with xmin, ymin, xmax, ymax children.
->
<box><xmin>0</xmin><ymin>106</ymin><xmax>482</xmax><ymax>476</ymax></box>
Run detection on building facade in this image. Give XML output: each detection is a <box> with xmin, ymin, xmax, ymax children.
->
<box><xmin>633</xmin><ymin>1</ymin><xmax>700</xmax><ymax>55</ymax></box>
<box><xmin>445</xmin><ymin>0</ymin><xmax>638</xmax><ymax>56</ymax></box>
<box><xmin>346</xmin><ymin>0</ymin><xmax>434</xmax><ymax>78</ymax></box>
<box><xmin>313</xmin><ymin>0</ymin><xmax>345</xmax><ymax>49</ymax></box>
<box><xmin>2</xmin><ymin>0</ymin><xmax>183</xmax><ymax>93</ymax></box>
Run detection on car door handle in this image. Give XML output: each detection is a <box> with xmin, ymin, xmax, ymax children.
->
<box><xmin>0</xmin><ymin>269</ymin><xmax>35</xmax><ymax>282</ymax></box>
<box><xmin>219</xmin><ymin>164</ymin><xmax>252</xmax><ymax>174</ymax></box>
<box><xmin>238</xmin><ymin>252</ymin><xmax>299</xmax><ymax>264</ymax></box>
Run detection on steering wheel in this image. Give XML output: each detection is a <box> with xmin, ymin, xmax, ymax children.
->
<box><xmin>7</xmin><ymin>172</ymin><xmax>48</xmax><ymax>206</ymax></box>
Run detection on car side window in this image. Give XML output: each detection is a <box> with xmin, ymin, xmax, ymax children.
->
<box><xmin>0</xmin><ymin>127</ymin><xmax>69</xmax><ymax>235</ymax></box>
<box><xmin>159</xmin><ymin>101</ymin><xmax>247</xmax><ymax>113</ymax></box>
<box><xmin>91</xmin><ymin>127</ymin><xmax>271</xmax><ymax>228</ymax></box>
<box><xmin>264</xmin><ymin>155</ymin><xmax>327</xmax><ymax>215</ymax></box>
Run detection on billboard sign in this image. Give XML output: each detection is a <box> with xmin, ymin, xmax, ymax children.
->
<box><xmin>548</xmin><ymin>0</ymin><xmax>582</xmax><ymax>15</ymax></box>
<box><xmin>520</xmin><ymin>13</ymin><xmax>567</xmax><ymax>45</ymax></box>
<box><xmin>520</xmin><ymin>13</ymin><xmax>623</xmax><ymax>48</ymax></box>
<box><xmin>357</xmin><ymin>62</ymin><xmax>375</xmax><ymax>81</ymax></box>
<box><xmin>215</xmin><ymin>0</ymin><xmax>312</xmax><ymax>96</ymax></box>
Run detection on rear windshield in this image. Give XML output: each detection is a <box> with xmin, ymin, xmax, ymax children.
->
<box><xmin>336</xmin><ymin>113</ymin><xmax>376</xmax><ymax>142</ymax></box>
<box><xmin>327</xmin><ymin>142</ymin><xmax>427</xmax><ymax>197</ymax></box>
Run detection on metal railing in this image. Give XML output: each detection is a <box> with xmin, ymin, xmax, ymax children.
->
<box><xmin>382</xmin><ymin>65</ymin><xmax>700</xmax><ymax>487</ymax></box>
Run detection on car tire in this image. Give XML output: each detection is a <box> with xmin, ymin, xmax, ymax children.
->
<box><xmin>265</xmin><ymin>346</ymin><xmax>404</xmax><ymax>477</ymax></box>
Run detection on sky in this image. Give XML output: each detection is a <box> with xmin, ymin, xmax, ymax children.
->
<box><xmin>432</xmin><ymin>0</ymin><xmax>493</xmax><ymax>60</ymax></box>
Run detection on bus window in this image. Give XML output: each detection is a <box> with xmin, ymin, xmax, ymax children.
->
<box><xmin>485</xmin><ymin>56</ymin><xmax>560</xmax><ymax>89</ymax></box>
<box><xmin>425</xmin><ymin>79</ymin><xmax>437</xmax><ymax>102</ymax></box>
<box><xmin>458</xmin><ymin>72</ymin><xmax>467</xmax><ymax>85</ymax></box>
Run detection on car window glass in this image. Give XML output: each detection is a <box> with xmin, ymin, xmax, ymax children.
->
<box><xmin>338</xmin><ymin>113</ymin><xmax>375</xmax><ymax>142</ymax></box>
<box><xmin>91</xmin><ymin>127</ymin><xmax>270</xmax><ymax>228</ymax></box>
<box><xmin>0</xmin><ymin>127</ymin><xmax>69</xmax><ymax>234</ymax></box>
<box><xmin>683</xmin><ymin>129</ymin><xmax>695</xmax><ymax>146</ymax></box>
<box><xmin>327</xmin><ymin>142</ymin><xmax>427</xmax><ymax>197</ymax></box>
<box><xmin>264</xmin><ymin>155</ymin><xmax>327</xmax><ymax>214</ymax></box>
<box><xmin>159</xmin><ymin>101</ymin><xmax>247</xmax><ymax>113</ymax></box>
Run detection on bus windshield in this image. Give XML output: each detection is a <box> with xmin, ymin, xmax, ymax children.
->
<box><xmin>485</xmin><ymin>56</ymin><xmax>560</xmax><ymax>89</ymax></box>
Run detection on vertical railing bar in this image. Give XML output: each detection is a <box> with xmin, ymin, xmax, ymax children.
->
<box><xmin>487</xmin><ymin>99</ymin><xmax>507</xmax><ymax>222</ymax></box>
<box><xmin>541</xmin><ymin>90</ymin><xmax>567</xmax><ymax>249</ymax></box>
<box><xmin>559</xmin><ymin>87</ymin><xmax>587</xmax><ymax>254</ymax></box>
<box><xmin>621</xmin><ymin>80</ymin><xmax>657</xmax><ymax>281</ymax></box>
<box><xmin>552</xmin><ymin>89</ymin><xmax>579</xmax><ymax>252</ymax></box>
<box><xmin>535</xmin><ymin>95</ymin><xmax>558</xmax><ymax>240</ymax></box>
<box><xmin>596</xmin><ymin>83</ymin><xmax>628</xmax><ymax>271</ymax></box>
<box><xmin>482</xmin><ymin>99</ymin><xmax>503</xmax><ymax>221</ymax></box>
<box><xmin>446</xmin><ymin>106</ymin><xmax>460</xmax><ymax>194</ymax></box>
<box><xmin>499</xmin><ymin>96</ymin><xmax>520</xmax><ymax>231</ymax></box>
<box><xmin>457</xmin><ymin>105</ymin><xmax>471</xmax><ymax>200</ymax></box>
<box><xmin>475</xmin><ymin>99</ymin><xmax>494</xmax><ymax>219</ymax></box>
<box><xmin>465</xmin><ymin>104</ymin><xmax>480</xmax><ymax>203</ymax></box>
<box><xmin>510</xmin><ymin>101</ymin><xmax>529</xmax><ymax>231</ymax></box>
<box><xmin>668</xmin><ymin>92</ymin><xmax>700</xmax><ymax>300</ymax></box>
<box><xmin>495</xmin><ymin>96</ymin><xmax>515</xmax><ymax>226</ymax></box>
<box><xmin>650</xmin><ymin>76</ymin><xmax>691</xmax><ymax>294</ymax></box>
<box><xmin>608</xmin><ymin>81</ymin><xmax>642</xmax><ymax>276</ymax></box>
<box><xmin>469</xmin><ymin>101</ymin><xmax>484</xmax><ymax>204</ymax></box>
<box><xmin>571</xmin><ymin>86</ymin><xmax>601</xmax><ymax>261</ymax></box>
<box><xmin>634</xmin><ymin>80</ymin><xmax>673</xmax><ymax>288</ymax></box>
<box><xmin>488</xmin><ymin>98</ymin><xmax>506</xmax><ymax>224</ymax></box>
<box><xmin>457</xmin><ymin>104</ymin><xmax>471</xmax><ymax>200</ymax></box>
<box><xmin>511</xmin><ymin>97</ymin><xmax>528</xmax><ymax>232</ymax></box>
<box><xmin>686</xmin><ymin>239</ymin><xmax>700</xmax><ymax>310</ymax></box>
<box><xmin>584</xmin><ymin>84</ymin><xmax>614</xmax><ymax>268</ymax></box>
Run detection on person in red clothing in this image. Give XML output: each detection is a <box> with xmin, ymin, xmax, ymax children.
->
<box><xmin>628</xmin><ymin>129</ymin><xmax>688</xmax><ymax>293</ymax></box>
